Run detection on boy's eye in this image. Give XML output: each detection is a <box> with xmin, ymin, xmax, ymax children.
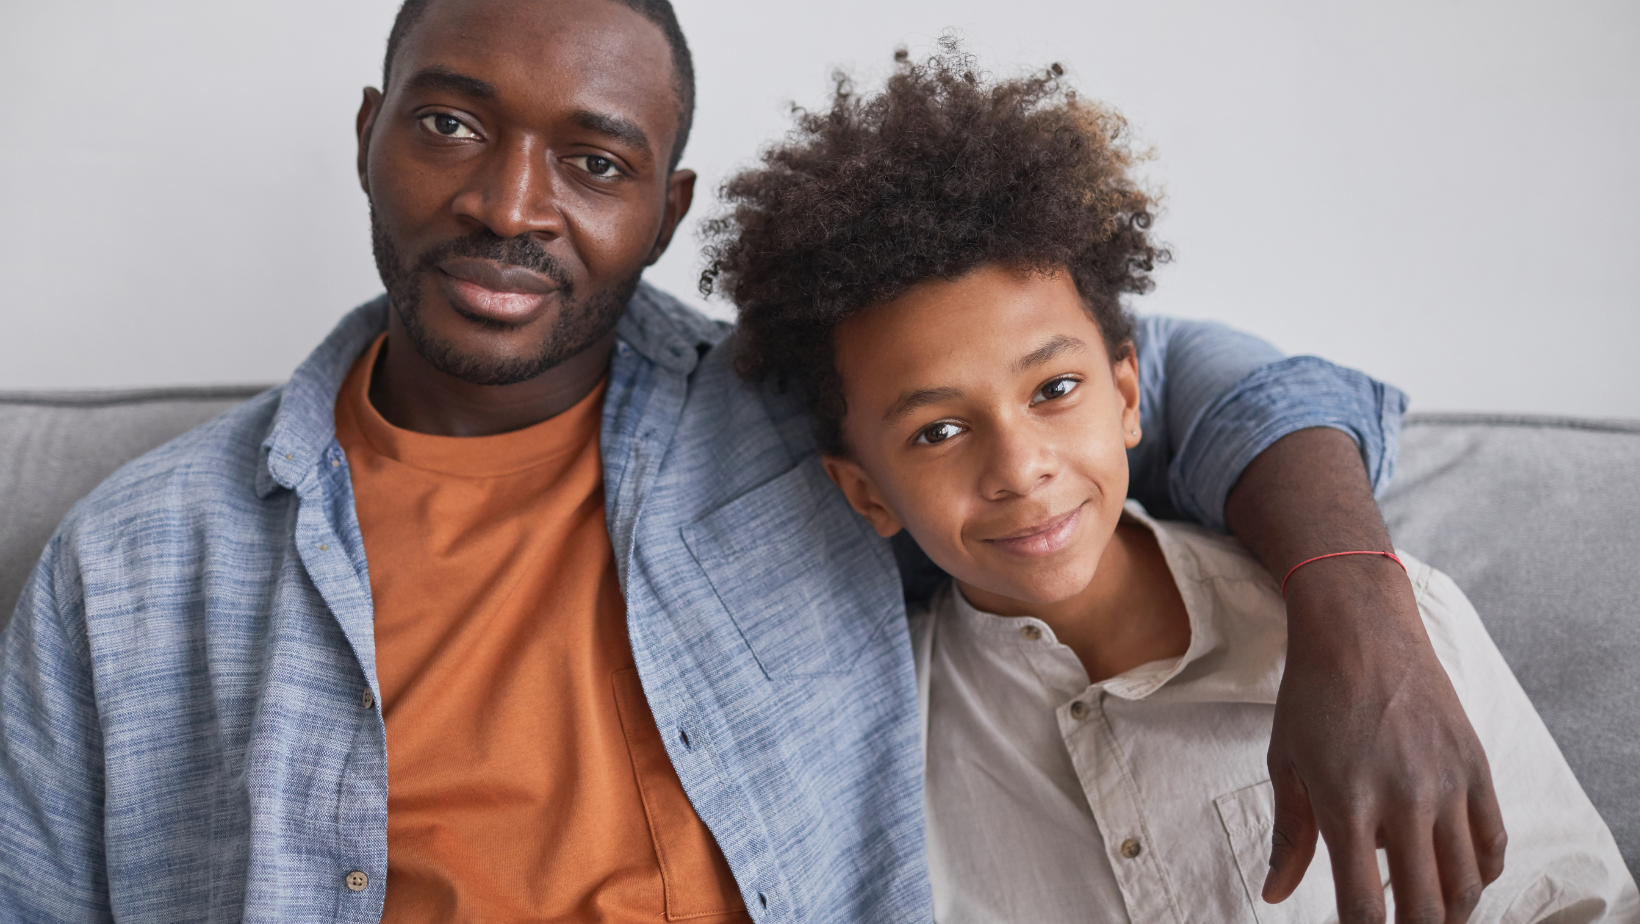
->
<box><xmin>568</xmin><ymin>155</ymin><xmax>623</xmax><ymax>177</ymax></box>
<box><xmin>915</xmin><ymin>421</ymin><xmax>966</xmax><ymax>445</ymax></box>
<box><xmin>420</xmin><ymin>113</ymin><xmax>476</xmax><ymax>139</ymax></box>
<box><xmin>1033</xmin><ymin>376</ymin><xmax>1080</xmax><ymax>404</ymax></box>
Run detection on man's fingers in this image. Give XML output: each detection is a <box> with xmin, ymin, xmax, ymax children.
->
<box><xmin>1467</xmin><ymin>775</ymin><xmax>1507</xmax><ymax>885</ymax></box>
<box><xmin>1384</xmin><ymin>821</ymin><xmax>1446</xmax><ymax>924</ymax></box>
<box><xmin>1434</xmin><ymin>803</ymin><xmax>1485</xmax><ymax>923</ymax></box>
<box><xmin>1262</xmin><ymin>767</ymin><xmax>1319</xmax><ymax>903</ymax></box>
<box><xmin>1325</xmin><ymin>818</ymin><xmax>1388</xmax><ymax>924</ymax></box>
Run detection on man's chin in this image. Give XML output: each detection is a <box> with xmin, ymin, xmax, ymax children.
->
<box><xmin>397</xmin><ymin>305</ymin><xmax>561</xmax><ymax>387</ymax></box>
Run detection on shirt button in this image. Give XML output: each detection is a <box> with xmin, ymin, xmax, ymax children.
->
<box><xmin>1020</xmin><ymin>625</ymin><xmax>1042</xmax><ymax>641</ymax></box>
<box><xmin>361</xmin><ymin>688</ymin><xmax>375</xmax><ymax>710</ymax></box>
<box><xmin>345</xmin><ymin>870</ymin><xmax>369</xmax><ymax>892</ymax></box>
<box><xmin>1069</xmin><ymin>701</ymin><xmax>1089</xmax><ymax>720</ymax></box>
<box><xmin>1120</xmin><ymin>838</ymin><xmax>1143</xmax><ymax>859</ymax></box>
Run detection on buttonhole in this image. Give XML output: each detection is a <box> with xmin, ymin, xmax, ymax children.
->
<box><xmin>758</xmin><ymin>892</ymin><xmax>768</xmax><ymax>908</ymax></box>
<box><xmin>678</xmin><ymin>728</ymin><xmax>691</xmax><ymax>748</ymax></box>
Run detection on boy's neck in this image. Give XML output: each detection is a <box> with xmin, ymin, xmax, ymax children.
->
<box><xmin>958</xmin><ymin>518</ymin><xmax>1192</xmax><ymax>684</ymax></box>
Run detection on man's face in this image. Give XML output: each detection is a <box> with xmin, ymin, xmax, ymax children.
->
<box><xmin>823</xmin><ymin>265</ymin><xmax>1142</xmax><ymax>612</ymax></box>
<box><xmin>356</xmin><ymin>0</ymin><xmax>694</xmax><ymax>386</ymax></box>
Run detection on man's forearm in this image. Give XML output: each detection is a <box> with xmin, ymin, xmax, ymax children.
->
<box><xmin>1223</xmin><ymin>426</ymin><xmax>1396</xmax><ymax>578</ymax></box>
<box><xmin>1222</xmin><ymin>425</ymin><xmax>1505</xmax><ymax>923</ymax></box>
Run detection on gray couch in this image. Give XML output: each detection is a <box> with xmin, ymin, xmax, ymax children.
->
<box><xmin>2</xmin><ymin>389</ymin><xmax>1637</xmax><ymax>875</ymax></box>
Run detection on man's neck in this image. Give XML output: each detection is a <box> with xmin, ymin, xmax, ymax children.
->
<box><xmin>959</xmin><ymin>519</ymin><xmax>1192</xmax><ymax>684</ymax></box>
<box><xmin>367</xmin><ymin>324</ymin><xmax>617</xmax><ymax>438</ymax></box>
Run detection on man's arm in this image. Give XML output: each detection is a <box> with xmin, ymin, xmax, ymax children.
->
<box><xmin>1227</xmin><ymin>429</ymin><xmax>1505</xmax><ymax>924</ymax></box>
<box><xmin>0</xmin><ymin>538</ymin><xmax>112</xmax><ymax>923</ymax></box>
<box><xmin>1133</xmin><ymin>316</ymin><xmax>1504</xmax><ymax>924</ymax></box>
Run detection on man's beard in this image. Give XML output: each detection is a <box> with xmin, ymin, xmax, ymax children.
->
<box><xmin>369</xmin><ymin>203</ymin><xmax>640</xmax><ymax>387</ymax></box>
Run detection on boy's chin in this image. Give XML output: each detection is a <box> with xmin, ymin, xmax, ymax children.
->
<box><xmin>958</xmin><ymin>566</ymin><xmax>1098</xmax><ymax>611</ymax></box>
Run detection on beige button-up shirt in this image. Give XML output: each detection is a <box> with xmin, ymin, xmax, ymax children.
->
<box><xmin>913</xmin><ymin>503</ymin><xmax>1637</xmax><ymax>924</ymax></box>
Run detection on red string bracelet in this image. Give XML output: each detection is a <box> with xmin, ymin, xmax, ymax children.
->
<box><xmin>1280</xmin><ymin>550</ymin><xmax>1407</xmax><ymax>600</ymax></box>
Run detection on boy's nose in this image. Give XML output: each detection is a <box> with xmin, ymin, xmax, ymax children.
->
<box><xmin>980</xmin><ymin>429</ymin><xmax>1057</xmax><ymax>500</ymax></box>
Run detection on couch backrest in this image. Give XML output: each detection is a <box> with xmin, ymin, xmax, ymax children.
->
<box><xmin>2</xmin><ymin>395</ymin><xmax>1636</xmax><ymax>872</ymax></box>
<box><xmin>1</xmin><ymin>387</ymin><xmax>268</xmax><ymax>621</ymax></box>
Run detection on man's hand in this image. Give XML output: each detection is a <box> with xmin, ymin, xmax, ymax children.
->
<box><xmin>1225</xmin><ymin>428</ymin><xmax>1507</xmax><ymax>923</ymax></box>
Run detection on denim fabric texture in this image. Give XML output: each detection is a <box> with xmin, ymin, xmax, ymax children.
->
<box><xmin>0</xmin><ymin>285</ymin><xmax>1405</xmax><ymax>923</ymax></box>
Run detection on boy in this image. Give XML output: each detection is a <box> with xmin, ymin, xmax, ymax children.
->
<box><xmin>702</xmin><ymin>45</ymin><xmax>1637</xmax><ymax>923</ymax></box>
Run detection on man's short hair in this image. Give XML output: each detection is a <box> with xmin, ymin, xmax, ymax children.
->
<box><xmin>699</xmin><ymin>40</ymin><xmax>1164</xmax><ymax>455</ymax></box>
<box><xmin>381</xmin><ymin>0</ymin><xmax>696</xmax><ymax>170</ymax></box>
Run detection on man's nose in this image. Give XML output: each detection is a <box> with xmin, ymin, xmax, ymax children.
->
<box><xmin>979</xmin><ymin>425</ymin><xmax>1058</xmax><ymax>500</ymax></box>
<box><xmin>449</xmin><ymin>135</ymin><xmax>566</xmax><ymax>240</ymax></box>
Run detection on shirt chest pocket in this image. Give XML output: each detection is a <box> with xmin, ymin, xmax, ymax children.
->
<box><xmin>681</xmin><ymin>457</ymin><xmax>901</xmax><ymax>679</ymax></box>
<box><xmin>1216</xmin><ymin>780</ymin><xmax>1393</xmax><ymax>924</ymax></box>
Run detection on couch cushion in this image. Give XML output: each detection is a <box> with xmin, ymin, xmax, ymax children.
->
<box><xmin>0</xmin><ymin>387</ymin><xmax>267</xmax><ymax>624</ymax></box>
<box><xmin>3</xmin><ymin>395</ymin><xmax>1635</xmax><ymax>872</ymax></box>
<box><xmin>1381</xmin><ymin>412</ymin><xmax>1640</xmax><ymax>874</ymax></box>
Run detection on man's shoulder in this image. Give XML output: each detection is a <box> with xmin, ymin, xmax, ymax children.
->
<box><xmin>619</xmin><ymin>283</ymin><xmax>734</xmax><ymax>365</ymax></box>
<box><xmin>56</xmin><ymin>387</ymin><xmax>286</xmax><ymax>553</ymax></box>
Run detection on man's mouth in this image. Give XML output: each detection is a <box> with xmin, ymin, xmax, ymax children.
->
<box><xmin>435</xmin><ymin>257</ymin><xmax>562</xmax><ymax>325</ymax></box>
<box><xmin>983</xmin><ymin>503</ymin><xmax>1086</xmax><ymax>558</ymax></box>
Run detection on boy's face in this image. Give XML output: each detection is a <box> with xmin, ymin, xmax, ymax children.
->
<box><xmin>824</xmin><ymin>264</ymin><xmax>1142</xmax><ymax>610</ymax></box>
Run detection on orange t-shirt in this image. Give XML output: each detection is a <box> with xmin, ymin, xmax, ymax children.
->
<box><xmin>335</xmin><ymin>334</ymin><xmax>748</xmax><ymax>924</ymax></box>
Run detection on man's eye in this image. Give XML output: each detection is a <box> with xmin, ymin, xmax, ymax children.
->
<box><xmin>915</xmin><ymin>421</ymin><xmax>965</xmax><ymax>445</ymax></box>
<box><xmin>568</xmin><ymin>155</ymin><xmax>623</xmax><ymax>177</ymax></box>
<box><xmin>419</xmin><ymin>113</ymin><xmax>475</xmax><ymax>139</ymax></box>
<box><xmin>1033</xmin><ymin>376</ymin><xmax>1080</xmax><ymax>404</ymax></box>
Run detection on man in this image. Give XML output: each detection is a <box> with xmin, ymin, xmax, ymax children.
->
<box><xmin>0</xmin><ymin>1</ymin><xmax>1502</xmax><ymax>922</ymax></box>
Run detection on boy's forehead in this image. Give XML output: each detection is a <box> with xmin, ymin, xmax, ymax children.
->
<box><xmin>835</xmin><ymin>267</ymin><xmax>1105</xmax><ymax>396</ymax></box>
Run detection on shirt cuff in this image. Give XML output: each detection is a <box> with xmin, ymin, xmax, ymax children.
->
<box><xmin>1167</xmin><ymin>356</ymin><xmax>1409</xmax><ymax>533</ymax></box>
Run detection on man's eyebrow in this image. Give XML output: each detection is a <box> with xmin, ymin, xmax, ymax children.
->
<box><xmin>1013</xmin><ymin>335</ymin><xmax>1088</xmax><ymax>373</ymax></box>
<box><xmin>884</xmin><ymin>386</ymin><xmax>966</xmax><ymax>425</ymax></box>
<box><xmin>404</xmin><ymin>65</ymin><xmax>497</xmax><ymax>101</ymax></box>
<box><xmin>569</xmin><ymin>109</ymin><xmax>651</xmax><ymax>155</ymax></box>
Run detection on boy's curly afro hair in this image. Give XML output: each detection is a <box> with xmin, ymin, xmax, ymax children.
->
<box><xmin>699</xmin><ymin>39</ymin><xmax>1167</xmax><ymax>455</ymax></box>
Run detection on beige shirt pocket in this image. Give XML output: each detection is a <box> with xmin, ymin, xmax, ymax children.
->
<box><xmin>1216</xmin><ymin>780</ymin><xmax>1392</xmax><ymax>924</ymax></box>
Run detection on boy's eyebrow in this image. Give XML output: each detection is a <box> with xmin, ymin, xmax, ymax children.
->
<box><xmin>1013</xmin><ymin>335</ymin><xmax>1088</xmax><ymax>373</ymax></box>
<box><xmin>885</xmin><ymin>386</ymin><xmax>966</xmax><ymax>424</ymax></box>
<box><xmin>404</xmin><ymin>65</ymin><xmax>497</xmax><ymax>101</ymax></box>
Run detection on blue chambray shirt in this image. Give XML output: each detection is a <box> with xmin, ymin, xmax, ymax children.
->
<box><xmin>0</xmin><ymin>285</ymin><xmax>1405</xmax><ymax>923</ymax></box>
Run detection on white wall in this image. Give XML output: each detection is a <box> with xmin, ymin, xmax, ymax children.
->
<box><xmin>2</xmin><ymin>0</ymin><xmax>1636</xmax><ymax>417</ymax></box>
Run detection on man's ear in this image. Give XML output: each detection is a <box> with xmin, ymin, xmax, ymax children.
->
<box><xmin>356</xmin><ymin>87</ymin><xmax>384</xmax><ymax>195</ymax></box>
<box><xmin>821</xmin><ymin>455</ymin><xmax>904</xmax><ymax>538</ymax></box>
<box><xmin>1113</xmin><ymin>345</ymin><xmax>1142</xmax><ymax>449</ymax></box>
<box><xmin>646</xmin><ymin>168</ymin><xmax>697</xmax><ymax>265</ymax></box>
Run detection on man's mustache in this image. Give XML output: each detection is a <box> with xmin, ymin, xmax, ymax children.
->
<box><xmin>416</xmin><ymin>230</ymin><xmax>575</xmax><ymax>297</ymax></box>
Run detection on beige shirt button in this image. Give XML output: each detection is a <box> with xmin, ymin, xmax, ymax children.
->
<box><xmin>361</xmin><ymin>688</ymin><xmax>374</xmax><ymax>710</ymax></box>
<box><xmin>345</xmin><ymin>870</ymin><xmax>369</xmax><ymax>892</ymax></box>
<box><xmin>1069</xmin><ymin>701</ymin><xmax>1089</xmax><ymax>720</ymax></box>
<box><xmin>1020</xmin><ymin>625</ymin><xmax>1042</xmax><ymax>641</ymax></box>
<box><xmin>1119</xmin><ymin>838</ymin><xmax>1143</xmax><ymax>859</ymax></box>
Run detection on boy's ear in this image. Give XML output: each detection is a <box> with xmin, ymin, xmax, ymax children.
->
<box><xmin>821</xmin><ymin>455</ymin><xmax>905</xmax><ymax>538</ymax></box>
<box><xmin>1113</xmin><ymin>346</ymin><xmax>1142</xmax><ymax>449</ymax></box>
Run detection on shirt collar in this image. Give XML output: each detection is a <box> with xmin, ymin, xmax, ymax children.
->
<box><xmin>254</xmin><ymin>281</ymin><xmax>726</xmax><ymax>499</ymax></box>
<box><xmin>948</xmin><ymin>500</ymin><xmax>1286</xmax><ymax>707</ymax></box>
<box><xmin>1117</xmin><ymin>501</ymin><xmax>1286</xmax><ymax>706</ymax></box>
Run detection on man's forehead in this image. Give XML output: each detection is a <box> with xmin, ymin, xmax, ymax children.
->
<box><xmin>392</xmin><ymin>0</ymin><xmax>679</xmax><ymax>120</ymax></box>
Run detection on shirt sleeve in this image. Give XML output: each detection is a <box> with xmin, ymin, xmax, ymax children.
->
<box><xmin>1127</xmin><ymin>315</ymin><xmax>1409</xmax><ymax>532</ymax></box>
<box><xmin>0</xmin><ymin>536</ymin><xmax>113</xmax><ymax>923</ymax></box>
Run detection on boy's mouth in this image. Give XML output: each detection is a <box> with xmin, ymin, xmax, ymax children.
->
<box><xmin>983</xmin><ymin>503</ymin><xmax>1086</xmax><ymax>558</ymax></box>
